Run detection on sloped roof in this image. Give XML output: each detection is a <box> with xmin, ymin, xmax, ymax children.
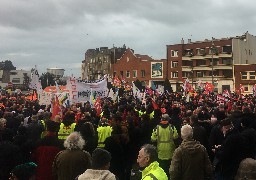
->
<box><xmin>135</xmin><ymin>54</ymin><xmax>154</xmax><ymax>61</ymax></box>
<box><xmin>44</xmin><ymin>86</ymin><xmax>69</xmax><ymax>93</ymax></box>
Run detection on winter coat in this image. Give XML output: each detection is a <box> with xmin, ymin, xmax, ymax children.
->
<box><xmin>76</xmin><ymin>169</ymin><xmax>117</xmax><ymax>180</ymax></box>
<box><xmin>52</xmin><ymin>149</ymin><xmax>92</xmax><ymax>180</ymax></box>
<box><xmin>32</xmin><ymin>134</ymin><xmax>63</xmax><ymax>180</ymax></box>
<box><xmin>141</xmin><ymin>161</ymin><xmax>168</xmax><ymax>180</ymax></box>
<box><xmin>169</xmin><ymin>139</ymin><xmax>213</xmax><ymax>180</ymax></box>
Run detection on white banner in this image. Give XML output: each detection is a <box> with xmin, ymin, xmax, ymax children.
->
<box><xmin>75</xmin><ymin>76</ymin><xmax>109</xmax><ymax>103</ymax></box>
<box><xmin>39</xmin><ymin>76</ymin><xmax>109</xmax><ymax>106</ymax></box>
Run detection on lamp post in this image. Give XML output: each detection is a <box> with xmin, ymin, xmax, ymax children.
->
<box><xmin>191</xmin><ymin>66</ymin><xmax>194</xmax><ymax>89</ymax></box>
<box><xmin>211</xmin><ymin>39</ymin><xmax>215</xmax><ymax>85</ymax></box>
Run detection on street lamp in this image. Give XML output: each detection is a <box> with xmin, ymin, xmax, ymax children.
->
<box><xmin>191</xmin><ymin>66</ymin><xmax>194</xmax><ymax>89</ymax></box>
<box><xmin>211</xmin><ymin>38</ymin><xmax>215</xmax><ymax>85</ymax></box>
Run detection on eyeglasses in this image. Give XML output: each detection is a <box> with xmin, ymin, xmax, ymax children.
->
<box><xmin>138</xmin><ymin>155</ymin><xmax>149</xmax><ymax>159</ymax></box>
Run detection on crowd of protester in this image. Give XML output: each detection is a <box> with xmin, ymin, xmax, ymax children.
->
<box><xmin>0</xmin><ymin>90</ymin><xmax>256</xmax><ymax>180</ymax></box>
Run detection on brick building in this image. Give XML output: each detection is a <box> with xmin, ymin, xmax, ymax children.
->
<box><xmin>234</xmin><ymin>64</ymin><xmax>256</xmax><ymax>93</ymax></box>
<box><xmin>81</xmin><ymin>45</ymin><xmax>127</xmax><ymax>80</ymax></box>
<box><xmin>111</xmin><ymin>48</ymin><xmax>167</xmax><ymax>86</ymax></box>
<box><xmin>167</xmin><ymin>32</ymin><xmax>256</xmax><ymax>93</ymax></box>
<box><xmin>81</xmin><ymin>32</ymin><xmax>256</xmax><ymax>94</ymax></box>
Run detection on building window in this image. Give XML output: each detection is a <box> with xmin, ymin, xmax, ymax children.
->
<box><xmin>249</xmin><ymin>72</ymin><xmax>255</xmax><ymax>79</ymax></box>
<box><xmin>172</xmin><ymin>72</ymin><xmax>178</xmax><ymax>78</ymax></box>
<box><xmin>113</xmin><ymin>71</ymin><xmax>116</xmax><ymax>77</ymax></box>
<box><xmin>196</xmin><ymin>48</ymin><xmax>205</xmax><ymax>55</ymax></box>
<box><xmin>141</xmin><ymin>70</ymin><xmax>145</xmax><ymax>77</ymax></box>
<box><xmin>133</xmin><ymin>70</ymin><xmax>137</xmax><ymax>78</ymax></box>
<box><xmin>171</xmin><ymin>50</ymin><xmax>178</xmax><ymax>57</ymax></box>
<box><xmin>10</xmin><ymin>72</ymin><xmax>17</xmax><ymax>75</ymax></box>
<box><xmin>197</xmin><ymin>72</ymin><xmax>203</xmax><ymax>77</ymax></box>
<box><xmin>244</xmin><ymin>85</ymin><xmax>249</xmax><ymax>92</ymax></box>
<box><xmin>222</xmin><ymin>58</ymin><xmax>232</xmax><ymax>65</ymax></box>
<box><xmin>241</xmin><ymin>72</ymin><xmax>247</xmax><ymax>79</ymax></box>
<box><xmin>12</xmin><ymin>78</ymin><xmax>20</xmax><ymax>83</ymax></box>
<box><xmin>126</xmin><ymin>71</ymin><xmax>130</xmax><ymax>78</ymax></box>
<box><xmin>196</xmin><ymin>60</ymin><xmax>206</xmax><ymax>66</ymax></box>
<box><xmin>172</xmin><ymin>61</ymin><xmax>178</xmax><ymax>68</ymax></box>
<box><xmin>182</xmin><ymin>72</ymin><xmax>190</xmax><ymax>78</ymax></box>
<box><xmin>222</xmin><ymin>45</ymin><xmax>232</xmax><ymax>53</ymax></box>
<box><xmin>120</xmin><ymin>71</ymin><xmax>123</xmax><ymax>77</ymax></box>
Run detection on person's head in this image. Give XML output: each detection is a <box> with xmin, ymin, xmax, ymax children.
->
<box><xmin>181</xmin><ymin>124</ymin><xmax>193</xmax><ymax>140</ymax></box>
<box><xmin>220</xmin><ymin>118</ymin><xmax>233</xmax><ymax>136</ymax></box>
<box><xmin>189</xmin><ymin>114</ymin><xmax>198</xmax><ymax>125</ymax></box>
<box><xmin>92</xmin><ymin>148</ymin><xmax>112</xmax><ymax>170</ymax></box>
<box><xmin>53</xmin><ymin>114</ymin><xmax>61</xmax><ymax>123</ymax></box>
<box><xmin>219</xmin><ymin>104</ymin><xmax>225</xmax><ymax>111</ymax></box>
<box><xmin>161</xmin><ymin>114</ymin><xmax>170</xmax><ymax>121</ymax></box>
<box><xmin>137</xmin><ymin>144</ymin><xmax>158</xmax><ymax>168</ymax></box>
<box><xmin>0</xmin><ymin>118</ymin><xmax>7</xmax><ymax>129</ymax></box>
<box><xmin>31</xmin><ymin>115</ymin><xmax>38</xmax><ymax>121</ymax></box>
<box><xmin>9</xmin><ymin>162</ymin><xmax>37</xmax><ymax>180</ymax></box>
<box><xmin>64</xmin><ymin>132</ymin><xmax>85</xmax><ymax>150</ymax></box>
<box><xmin>46</xmin><ymin>120</ymin><xmax>60</xmax><ymax>133</ymax></box>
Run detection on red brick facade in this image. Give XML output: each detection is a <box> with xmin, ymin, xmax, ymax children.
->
<box><xmin>234</xmin><ymin>64</ymin><xmax>256</xmax><ymax>92</ymax></box>
<box><xmin>111</xmin><ymin>49</ymin><xmax>167</xmax><ymax>86</ymax></box>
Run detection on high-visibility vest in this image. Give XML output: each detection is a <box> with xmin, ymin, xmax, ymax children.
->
<box><xmin>58</xmin><ymin>123</ymin><xmax>76</xmax><ymax>140</ymax></box>
<box><xmin>40</xmin><ymin>120</ymin><xmax>46</xmax><ymax>138</ymax></box>
<box><xmin>97</xmin><ymin>126</ymin><xmax>112</xmax><ymax>148</ymax></box>
<box><xmin>151</xmin><ymin>124</ymin><xmax>178</xmax><ymax>160</ymax></box>
<box><xmin>139</xmin><ymin>110</ymin><xmax>146</xmax><ymax>117</ymax></box>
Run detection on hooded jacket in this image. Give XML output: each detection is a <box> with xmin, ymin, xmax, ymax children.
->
<box><xmin>142</xmin><ymin>161</ymin><xmax>168</xmax><ymax>180</ymax></box>
<box><xmin>169</xmin><ymin>139</ymin><xmax>213</xmax><ymax>180</ymax></box>
<box><xmin>77</xmin><ymin>169</ymin><xmax>116</xmax><ymax>180</ymax></box>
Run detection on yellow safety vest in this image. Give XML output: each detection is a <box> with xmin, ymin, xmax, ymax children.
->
<box><xmin>97</xmin><ymin>126</ymin><xmax>112</xmax><ymax>148</ymax></box>
<box><xmin>40</xmin><ymin>120</ymin><xmax>46</xmax><ymax>138</ymax></box>
<box><xmin>58</xmin><ymin>123</ymin><xmax>76</xmax><ymax>140</ymax></box>
<box><xmin>151</xmin><ymin>124</ymin><xmax>178</xmax><ymax>160</ymax></box>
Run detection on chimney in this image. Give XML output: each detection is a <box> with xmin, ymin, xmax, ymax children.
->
<box><xmin>181</xmin><ymin>38</ymin><xmax>184</xmax><ymax>44</ymax></box>
<box><xmin>188</xmin><ymin>39</ymin><xmax>191</xmax><ymax>43</ymax></box>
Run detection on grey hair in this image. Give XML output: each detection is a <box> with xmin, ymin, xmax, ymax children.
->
<box><xmin>64</xmin><ymin>132</ymin><xmax>85</xmax><ymax>150</ymax></box>
<box><xmin>141</xmin><ymin>144</ymin><xmax>158</xmax><ymax>163</ymax></box>
<box><xmin>181</xmin><ymin>124</ymin><xmax>193</xmax><ymax>140</ymax></box>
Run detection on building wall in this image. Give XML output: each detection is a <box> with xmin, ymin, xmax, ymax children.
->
<box><xmin>10</xmin><ymin>70</ymin><xmax>31</xmax><ymax>85</ymax></box>
<box><xmin>47</xmin><ymin>68</ymin><xmax>65</xmax><ymax>78</ymax></box>
<box><xmin>167</xmin><ymin>38</ymin><xmax>234</xmax><ymax>93</ymax></box>
<box><xmin>112</xmin><ymin>49</ymin><xmax>167</xmax><ymax>86</ymax></box>
<box><xmin>82</xmin><ymin>46</ymin><xmax>127</xmax><ymax>80</ymax></box>
<box><xmin>234</xmin><ymin>64</ymin><xmax>256</xmax><ymax>93</ymax></box>
<box><xmin>233</xmin><ymin>32</ymin><xmax>256</xmax><ymax>64</ymax></box>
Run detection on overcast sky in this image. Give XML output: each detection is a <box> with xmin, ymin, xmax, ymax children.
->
<box><xmin>0</xmin><ymin>0</ymin><xmax>255</xmax><ymax>78</ymax></box>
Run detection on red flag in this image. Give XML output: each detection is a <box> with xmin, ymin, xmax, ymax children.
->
<box><xmin>204</xmin><ymin>82</ymin><xmax>214</xmax><ymax>92</ymax></box>
<box><xmin>145</xmin><ymin>86</ymin><xmax>154</xmax><ymax>95</ymax></box>
<box><xmin>51</xmin><ymin>95</ymin><xmax>61</xmax><ymax>119</ymax></box>
<box><xmin>239</xmin><ymin>84</ymin><xmax>245</xmax><ymax>93</ymax></box>
<box><xmin>113</xmin><ymin>76</ymin><xmax>121</xmax><ymax>88</ymax></box>
<box><xmin>217</xmin><ymin>94</ymin><xmax>225</xmax><ymax>103</ymax></box>
<box><xmin>223</xmin><ymin>89</ymin><xmax>231</xmax><ymax>98</ymax></box>
<box><xmin>252</xmin><ymin>84</ymin><xmax>256</xmax><ymax>96</ymax></box>
<box><xmin>182</xmin><ymin>78</ymin><xmax>192</xmax><ymax>92</ymax></box>
<box><xmin>151</xmin><ymin>99</ymin><xmax>158</xmax><ymax>110</ymax></box>
<box><xmin>94</xmin><ymin>96</ymin><xmax>102</xmax><ymax>116</ymax></box>
<box><xmin>124</xmin><ymin>84</ymin><xmax>132</xmax><ymax>91</ymax></box>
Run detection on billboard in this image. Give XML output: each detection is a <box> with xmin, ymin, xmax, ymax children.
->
<box><xmin>151</xmin><ymin>62</ymin><xmax>163</xmax><ymax>78</ymax></box>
